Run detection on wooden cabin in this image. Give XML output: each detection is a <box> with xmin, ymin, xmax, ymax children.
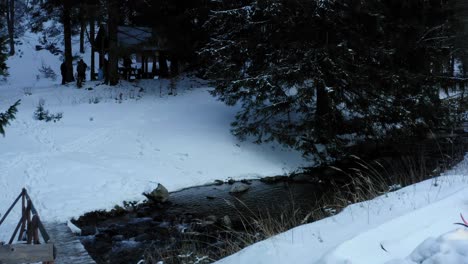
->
<box><xmin>94</xmin><ymin>24</ymin><xmax>169</xmax><ymax>79</ymax></box>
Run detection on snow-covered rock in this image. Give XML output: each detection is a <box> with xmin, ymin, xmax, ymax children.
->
<box><xmin>143</xmin><ymin>183</ymin><xmax>169</xmax><ymax>203</ymax></box>
<box><xmin>229</xmin><ymin>183</ymin><xmax>250</xmax><ymax>193</ymax></box>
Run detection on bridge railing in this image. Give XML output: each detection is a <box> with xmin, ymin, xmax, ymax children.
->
<box><xmin>0</xmin><ymin>188</ymin><xmax>55</xmax><ymax>264</ymax></box>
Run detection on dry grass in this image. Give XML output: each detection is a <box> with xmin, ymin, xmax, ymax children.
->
<box><xmin>214</xmin><ymin>196</ymin><xmax>324</xmax><ymax>258</ymax></box>
<box><xmin>142</xmin><ymin>140</ymin><xmax>464</xmax><ymax>264</ymax></box>
<box><xmin>141</xmin><ymin>198</ymin><xmax>326</xmax><ymax>264</ymax></box>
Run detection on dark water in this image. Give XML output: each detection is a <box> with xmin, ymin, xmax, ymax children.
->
<box><xmin>167</xmin><ymin>180</ymin><xmax>326</xmax><ymax>220</ymax></box>
<box><xmin>75</xmin><ymin>178</ymin><xmax>327</xmax><ymax>264</ymax></box>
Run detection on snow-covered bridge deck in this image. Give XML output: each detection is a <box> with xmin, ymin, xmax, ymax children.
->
<box><xmin>43</xmin><ymin>222</ymin><xmax>95</xmax><ymax>264</ymax></box>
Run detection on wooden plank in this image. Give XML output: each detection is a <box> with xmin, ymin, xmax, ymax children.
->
<box><xmin>44</xmin><ymin>222</ymin><xmax>96</xmax><ymax>264</ymax></box>
<box><xmin>0</xmin><ymin>243</ymin><xmax>54</xmax><ymax>264</ymax></box>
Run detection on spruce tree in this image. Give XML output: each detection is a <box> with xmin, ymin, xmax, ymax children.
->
<box><xmin>0</xmin><ymin>34</ymin><xmax>7</xmax><ymax>76</ymax></box>
<box><xmin>0</xmin><ymin>100</ymin><xmax>20</xmax><ymax>136</ymax></box>
<box><xmin>199</xmin><ymin>0</ymin><xmax>456</xmax><ymax>163</ymax></box>
<box><xmin>0</xmin><ymin>1</ymin><xmax>9</xmax><ymax>76</ymax></box>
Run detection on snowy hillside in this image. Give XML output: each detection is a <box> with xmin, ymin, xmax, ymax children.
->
<box><xmin>0</xmin><ymin>31</ymin><xmax>307</xmax><ymax>241</ymax></box>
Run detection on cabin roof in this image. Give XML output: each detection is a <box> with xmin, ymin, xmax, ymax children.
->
<box><xmin>95</xmin><ymin>25</ymin><xmax>166</xmax><ymax>53</ymax></box>
<box><xmin>117</xmin><ymin>26</ymin><xmax>153</xmax><ymax>47</ymax></box>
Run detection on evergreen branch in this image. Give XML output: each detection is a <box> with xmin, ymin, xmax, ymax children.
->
<box><xmin>417</xmin><ymin>24</ymin><xmax>446</xmax><ymax>44</ymax></box>
<box><xmin>0</xmin><ymin>100</ymin><xmax>20</xmax><ymax>136</ymax></box>
<box><xmin>433</xmin><ymin>75</ymin><xmax>468</xmax><ymax>81</ymax></box>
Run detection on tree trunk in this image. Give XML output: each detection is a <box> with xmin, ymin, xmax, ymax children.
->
<box><xmin>170</xmin><ymin>55</ymin><xmax>179</xmax><ymax>76</ymax></box>
<box><xmin>315</xmin><ymin>79</ymin><xmax>330</xmax><ymax>121</ymax></box>
<box><xmin>159</xmin><ymin>52</ymin><xmax>169</xmax><ymax>78</ymax></box>
<box><xmin>152</xmin><ymin>55</ymin><xmax>157</xmax><ymax>76</ymax></box>
<box><xmin>89</xmin><ymin>5</ymin><xmax>96</xmax><ymax>80</ymax></box>
<box><xmin>79</xmin><ymin>3</ymin><xmax>85</xmax><ymax>54</ymax></box>
<box><xmin>7</xmin><ymin>0</ymin><xmax>15</xmax><ymax>55</ymax></box>
<box><xmin>97</xmin><ymin>12</ymin><xmax>104</xmax><ymax>69</ymax></box>
<box><xmin>315</xmin><ymin>79</ymin><xmax>332</xmax><ymax>141</ymax></box>
<box><xmin>107</xmin><ymin>0</ymin><xmax>119</xmax><ymax>85</ymax></box>
<box><xmin>63</xmin><ymin>0</ymin><xmax>74</xmax><ymax>82</ymax></box>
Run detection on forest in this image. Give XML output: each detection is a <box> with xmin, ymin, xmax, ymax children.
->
<box><xmin>0</xmin><ymin>0</ymin><xmax>466</xmax><ymax>163</ymax></box>
<box><xmin>0</xmin><ymin>1</ymin><xmax>468</xmax><ymax>264</ymax></box>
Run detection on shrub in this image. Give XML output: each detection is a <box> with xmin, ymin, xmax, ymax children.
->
<box><xmin>34</xmin><ymin>99</ymin><xmax>62</xmax><ymax>122</ymax></box>
<box><xmin>88</xmin><ymin>96</ymin><xmax>101</xmax><ymax>104</ymax></box>
<box><xmin>38</xmin><ymin>61</ymin><xmax>57</xmax><ymax>81</ymax></box>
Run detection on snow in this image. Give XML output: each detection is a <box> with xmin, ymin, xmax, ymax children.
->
<box><xmin>216</xmin><ymin>155</ymin><xmax>468</xmax><ymax>264</ymax></box>
<box><xmin>0</xmin><ymin>31</ymin><xmax>307</xmax><ymax>242</ymax></box>
<box><xmin>2</xmin><ymin>27</ymin><xmax>468</xmax><ymax>264</ymax></box>
<box><xmin>386</xmin><ymin>229</ymin><xmax>468</xmax><ymax>264</ymax></box>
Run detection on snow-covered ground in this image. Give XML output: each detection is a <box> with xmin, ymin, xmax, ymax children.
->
<box><xmin>216</xmin><ymin>155</ymin><xmax>468</xmax><ymax>264</ymax></box>
<box><xmin>0</xmin><ymin>31</ymin><xmax>307</xmax><ymax>241</ymax></box>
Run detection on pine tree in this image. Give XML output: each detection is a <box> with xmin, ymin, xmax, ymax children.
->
<box><xmin>199</xmin><ymin>0</ymin><xmax>456</xmax><ymax>163</ymax></box>
<box><xmin>0</xmin><ymin>100</ymin><xmax>20</xmax><ymax>136</ymax></box>
<box><xmin>0</xmin><ymin>34</ymin><xmax>8</xmax><ymax>76</ymax></box>
<box><xmin>4</xmin><ymin>0</ymin><xmax>15</xmax><ymax>55</ymax></box>
<box><xmin>0</xmin><ymin>1</ymin><xmax>9</xmax><ymax>76</ymax></box>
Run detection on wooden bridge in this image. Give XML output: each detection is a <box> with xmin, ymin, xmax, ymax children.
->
<box><xmin>43</xmin><ymin>222</ymin><xmax>96</xmax><ymax>264</ymax></box>
<box><xmin>0</xmin><ymin>188</ymin><xmax>95</xmax><ymax>264</ymax></box>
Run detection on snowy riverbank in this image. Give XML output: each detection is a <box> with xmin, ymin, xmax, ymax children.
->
<box><xmin>0</xmin><ymin>33</ymin><xmax>307</xmax><ymax>242</ymax></box>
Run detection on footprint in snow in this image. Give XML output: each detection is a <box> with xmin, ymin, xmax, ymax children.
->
<box><xmin>175</xmin><ymin>153</ymin><xmax>189</xmax><ymax>161</ymax></box>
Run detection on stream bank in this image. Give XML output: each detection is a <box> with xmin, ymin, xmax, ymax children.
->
<box><xmin>73</xmin><ymin>177</ymin><xmax>329</xmax><ymax>264</ymax></box>
<box><xmin>73</xmin><ymin>134</ymin><xmax>468</xmax><ymax>264</ymax></box>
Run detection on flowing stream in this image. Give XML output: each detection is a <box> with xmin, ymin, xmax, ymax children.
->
<box><xmin>74</xmin><ymin>134</ymin><xmax>468</xmax><ymax>264</ymax></box>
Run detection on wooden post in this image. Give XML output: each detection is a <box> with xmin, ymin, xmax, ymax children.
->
<box><xmin>145</xmin><ymin>56</ymin><xmax>149</xmax><ymax>78</ymax></box>
<box><xmin>17</xmin><ymin>190</ymin><xmax>26</xmax><ymax>241</ymax></box>
<box><xmin>141</xmin><ymin>54</ymin><xmax>145</xmax><ymax>78</ymax></box>
<box><xmin>0</xmin><ymin>192</ymin><xmax>22</xmax><ymax>227</ymax></box>
<box><xmin>8</xmin><ymin>216</ymin><xmax>23</xmax><ymax>244</ymax></box>
<box><xmin>0</xmin><ymin>189</ymin><xmax>55</xmax><ymax>264</ymax></box>
<box><xmin>26</xmin><ymin>201</ymin><xmax>32</xmax><ymax>244</ymax></box>
<box><xmin>32</xmin><ymin>215</ymin><xmax>40</xmax><ymax>244</ymax></box>
<box><xmin>152</xmin><ymin>54</ymin><xmax>157</xmax><ymax>77</ymax></box>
